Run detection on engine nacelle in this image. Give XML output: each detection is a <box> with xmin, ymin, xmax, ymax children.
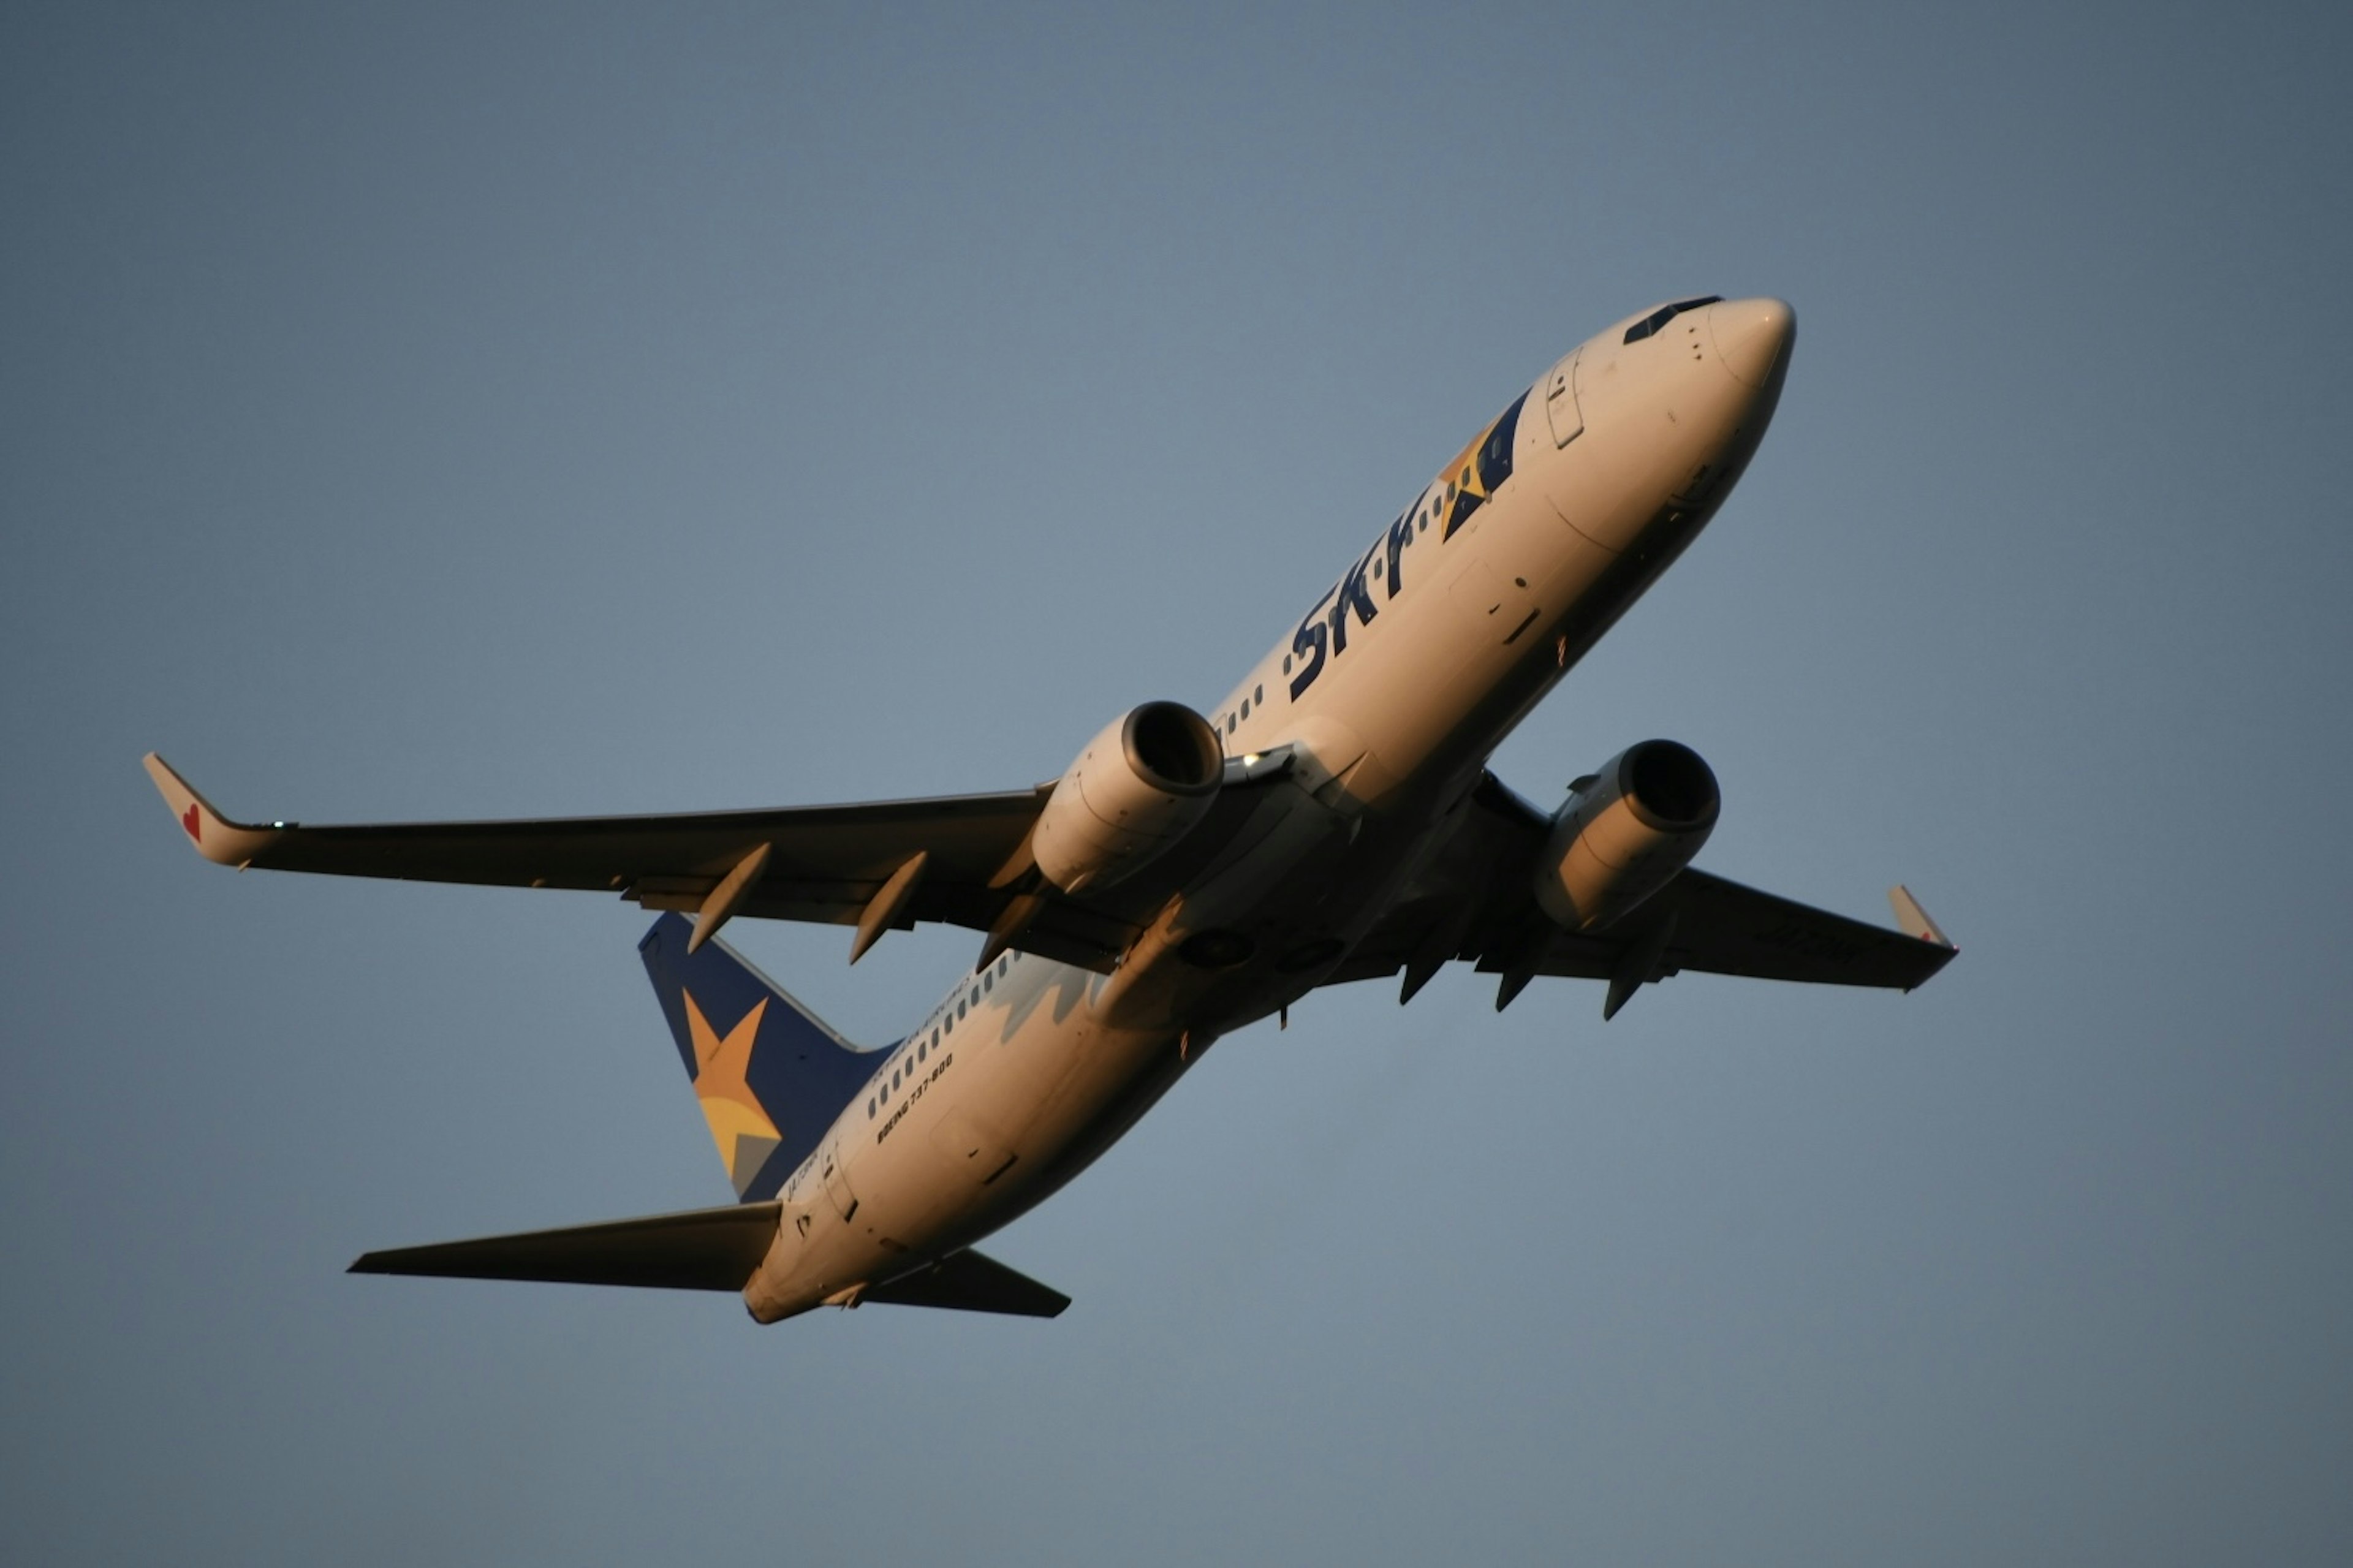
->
<box><xmin>1534</xmin><ymin>740</ymin><xmax>1720</xmax><ymax>932</ymax></box>
<box><xmin>1033</xmin><ymin>702</ymin><xmax>1224</xmax><ymax>895</ymax></box>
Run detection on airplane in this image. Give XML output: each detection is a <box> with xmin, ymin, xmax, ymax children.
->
<box><xmin>145</xmin><ymin>294</ymin><xmax>1956</xmax><ymax>1324</ymax></box>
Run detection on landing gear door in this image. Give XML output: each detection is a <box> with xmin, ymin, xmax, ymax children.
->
<box><xmin>1544</xmin><ymin>349</ymin><xmax>1584</xmax><ymax>448</ymax></box>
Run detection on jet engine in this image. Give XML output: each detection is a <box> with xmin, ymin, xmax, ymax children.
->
<box><xmin>1032</xmin><ymin>702</ymin><xmax>1224</xmax><ymax>895</ymax></box>
<box><xmin>1534</xmin><ymin>740</ymin><xmax>1719</xmax><ymax>931</ymax></box>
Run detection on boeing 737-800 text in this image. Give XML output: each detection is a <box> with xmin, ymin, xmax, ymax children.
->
<box><xmin>148</xmin><ymin>295</ymin><xmax>1954</xmax><ymax>1322</ymax></box>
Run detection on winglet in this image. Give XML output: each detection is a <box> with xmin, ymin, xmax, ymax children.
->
<box><xmin>142</xmin><ymin>753</ymin><xmax>284</xmax><ymax>866</ymax></box>
<box><xmin>1888</xmin><ymin>885</ymin><xmax>1953</xmax><ymax>949</ymax></box>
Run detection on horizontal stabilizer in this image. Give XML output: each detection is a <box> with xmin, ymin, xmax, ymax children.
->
<box><xmin>864</xmin><ymin>1248</ymin><xmax>1070</xmax><ymax>1318</ymax></box>
<box><xmin>350</xmin><ymin>1202</ymin><xmax>779</xmax><ymax>1292</ymax></box>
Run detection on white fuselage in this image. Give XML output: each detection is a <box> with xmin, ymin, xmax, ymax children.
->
<box><xmin>746</xmin><ymin>297</ymin><xmax>1795</xmax><ymax>1322</ymax></box>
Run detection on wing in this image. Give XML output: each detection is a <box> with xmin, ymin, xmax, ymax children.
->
<box><xmin>862</xmin><ymin>1248</ymin><xmax>1070</xmax><ymax>1318</ymax></box>
<box><xmin>143</xmin><ymin>750</ymin><xmax>1298</xmax><ymax>973</ymax></box>
<box><xmin>350</xmin><ymin>1202</ymin><xmax>781</xmax><ymax>1292</ymax></box>
<box><xmin>1329</xmin><ymin>772</ymin><xmax>1956</xmax><ymax>1014</ymax></box>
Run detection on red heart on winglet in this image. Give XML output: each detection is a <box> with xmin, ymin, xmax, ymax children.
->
<box><xmin>181</xmin><ymin>803</ymin><xmax>202</xmax><ymax>842</ymax></box>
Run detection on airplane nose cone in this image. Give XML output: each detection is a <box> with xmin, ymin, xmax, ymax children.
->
<box><xmin>1707</xmin><ymin>297</ymin><xmax>1795</xmax><ymax>388</ymax></box>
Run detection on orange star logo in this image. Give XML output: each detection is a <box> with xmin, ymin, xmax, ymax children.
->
<box><xmin>684</xmin><ymin>990</ymin><xmax>783</xmax><ymax>1194</ymax></box>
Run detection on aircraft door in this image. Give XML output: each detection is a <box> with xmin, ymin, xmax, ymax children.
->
<box><xmin>1544</xmin><ymin>349</ymin><xmax>1585</xmax><ymax>447</ymax></box>
<box><xmin>820</xmin><ymin>1139</ymin><xmax>858</xmax><ymax>1222</ymax></box>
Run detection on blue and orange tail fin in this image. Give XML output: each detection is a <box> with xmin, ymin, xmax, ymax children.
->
<box><xmin>638</xmin><ymin>914</ymin><xmax>879</xmax><ymax>1202</ymax></box>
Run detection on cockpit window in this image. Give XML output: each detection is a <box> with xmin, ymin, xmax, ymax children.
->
<box><xmin>1623</xmin><ymin>296</ymin><xmax>1723</xmax><ymax>344</ymax></box>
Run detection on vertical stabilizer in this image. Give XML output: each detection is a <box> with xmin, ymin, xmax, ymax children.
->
<box><xmin>638</xmin><ymin>914</ymin><xmax>879</xmax><ymax>1202</ymax></box>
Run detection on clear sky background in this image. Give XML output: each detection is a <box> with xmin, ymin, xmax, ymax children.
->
<box><xmin>5</xmin><ymin>3</ymin><xmax>2350</xmax><ymax>1562</ymax></box>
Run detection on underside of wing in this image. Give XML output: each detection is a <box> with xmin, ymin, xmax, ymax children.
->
<box><xmin>1328</xmin><ymin>771</ymin><xmax>1956</xmax><ymax>1013</ymax></box>
<box><xmin>1544</xmin><ymin>866</ymin><xmax>1958</xmax><ymax>991</ymax></box>
<box><xmin>144</xmin><ymin>751</ymin><xmax>1299</xmax><ymax>972</ymax></box>
<box><xmin>147</xmin><ymin>751</ymin><xmax>1039</xmax><ymax>900</ymax></box>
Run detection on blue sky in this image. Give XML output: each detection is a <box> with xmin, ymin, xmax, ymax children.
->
<box><xmin>5</xmin><ymin>4</ymin><xmax>2350</xmax><ymax>1562</ymax></box>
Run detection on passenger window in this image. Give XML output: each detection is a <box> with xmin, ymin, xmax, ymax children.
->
<box><xmin>983</xmin><ymin>972</ymin><xmax>993</xmax><ymax>993</ymax></box>
<box><xmin>1240</xmin><ymin>698</ymin><xmax>1250</xmax><ymax>719</ymax></box>
<box><xmin>931</xmin><ymin>1029</ymin><xmax>939</xmax><ymax>1048</ymax></box>
<box><xmin>969</xmin><ymin>986</ymin><xmax>980</xmax><ymax>1007</ymax></box>
<box><xmin>1283</xmin><ymin>654</ymin><xmax>1293</xmax><ymax>673</ymax></box>
<box><xmin>998</xmin><ymin>955</ymin><xmax>1009</xmax><ymax>976</ymax></box>
<box><xmin>957</xmin><ymin>999</ymin><xmax>966</xmax><ymax>1020</ymax></box>
<box><xmin>867</xmin><ymin>1097</ymin><xmax>875</xmax><ymax>1118</ymax></box>
<box><xmin>1254</xmin><ymin>684</ymin><xmax>1264</xmax><ymax>704</ymax></box>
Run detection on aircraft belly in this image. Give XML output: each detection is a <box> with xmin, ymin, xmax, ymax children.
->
<box><xmin>995</xmin><ymin>1046</ymin><xmax>1194</xmax><ymax>1214</ymax></box>
<box><xmin>955</xmin><ymin>1022</ymin><xmax>1183</xmax><ymax>1222</ymax></box>
<box><xmin>752</xmin><ymin>960</ymin><xmax>1188</xmax><ymax>1314</ymax></box>
<box><xmin>1303</xmin><ymin>485</ymin><xmax>1617</xmax><ymax>800</ymax></box>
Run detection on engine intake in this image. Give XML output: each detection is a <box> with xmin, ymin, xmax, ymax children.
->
<box><xmin>1534</xmin><ymin>740</ymin><xmax>1719</xmax><ymax>931</ymax></box>
<box><xmin>1033</xmin><ymin>702</ymin><xmax>1224</xmax><ymax>895</ymax></box>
